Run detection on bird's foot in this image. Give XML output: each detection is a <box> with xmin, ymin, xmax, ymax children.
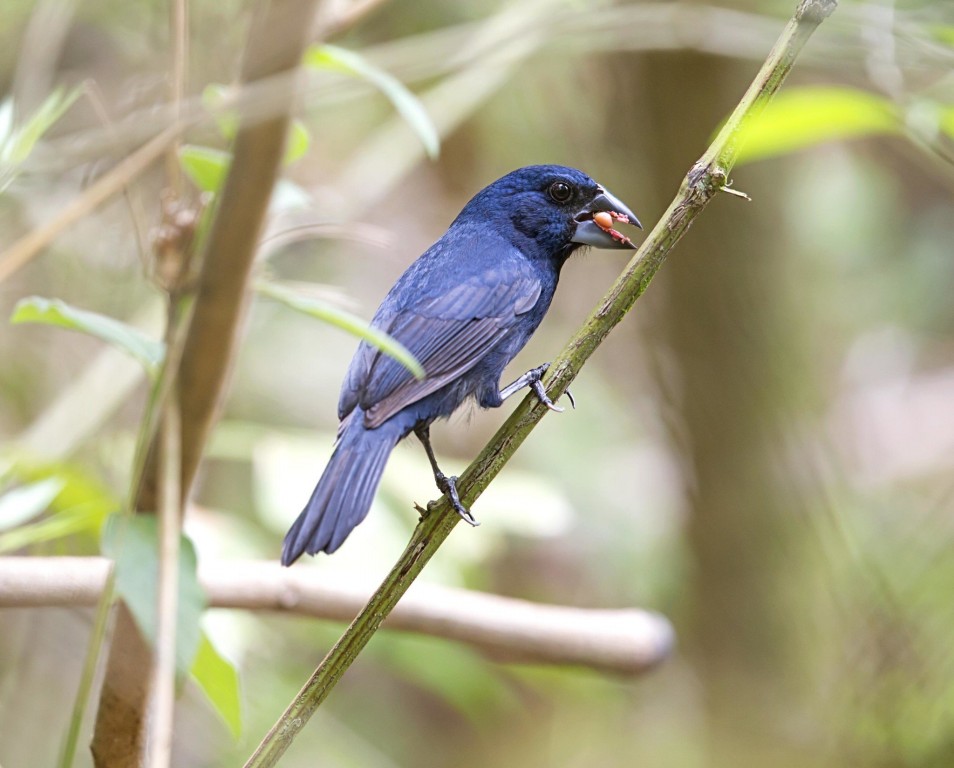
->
<box><xmin>500</xmin><ymin>362</ymin><xmax>575</xmax><ymax>412</ymax></box>
<box><xmin>433</xmin><ymin>471</ymin><xmax>479</xmax><ymax>527</ymax></box>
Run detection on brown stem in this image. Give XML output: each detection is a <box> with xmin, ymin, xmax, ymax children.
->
<box><xmin>90</xmin><ymin>1</ymin><xmax>319</xmax><ymax>765</ymax></box>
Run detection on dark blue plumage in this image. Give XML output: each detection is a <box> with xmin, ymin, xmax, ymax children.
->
<box><xmin>282</xmin><ymin>165</ymin><xmax>640</xmax><ymax>565</ymax></box>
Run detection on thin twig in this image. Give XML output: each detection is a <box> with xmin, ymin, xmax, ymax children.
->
<box><xmin>0</xmin><ymin>121</ymin><xmax>182</xmax><ymax>285</ymax></box>
<box><xmin>166</xmin><ymin>0</ymin><xmax>189</xmax><ymax>192</ymax></box>
<box><xmin>244</xmin><ymin>2</ymin><xmax>837</xmax><ymax>765</ymax></box>
<box><xmin>62</xmin><ymin>298</ymin><xmax>189</xmax><ymax>767</ymax></box>
<box><xmin>148</xmin><ymin>399</ymin><xmax>182</xmax><ymax>768</ymax></box>
<box><xmin>77</xmin><ymin>80</ymin><xmax>152</xmax><ymax>264</ymax></box>
<box><xmin>57</xmin><ymin>566</ymin><xmax>116</xmax><ymax>768</ymax></box>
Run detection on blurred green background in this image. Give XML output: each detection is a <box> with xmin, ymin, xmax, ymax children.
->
<box><xmin>2</xmin><ymin>0</ymin><xmax>954</xmax><ymax>766</ymax></box>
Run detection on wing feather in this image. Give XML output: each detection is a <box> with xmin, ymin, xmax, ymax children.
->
<box><xmin>355</xmin><ymin>274</ymin><xmax>542</xmax><ymax>428</ymax></box>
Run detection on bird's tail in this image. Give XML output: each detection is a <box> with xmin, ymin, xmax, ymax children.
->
<box><xmin>282</xmin><ymin>416</ymin><xmax>399</xmax><ymax>565</ymax></box>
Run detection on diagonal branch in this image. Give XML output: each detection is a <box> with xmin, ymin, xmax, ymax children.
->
<box><xmin>244</xmin><ymin>1</ymin><xmax>837</xmax><ymax>765</ymax></box>
<box><xmin>0</xmin><ymin>123</ymin><xmax>182</xmax><ymax>285</ymax></box>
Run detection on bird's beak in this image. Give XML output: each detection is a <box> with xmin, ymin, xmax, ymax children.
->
<box><xmin>571</xmin><ymin>186</ymin><xmax>642</xmax><ymax>250</ymax></box>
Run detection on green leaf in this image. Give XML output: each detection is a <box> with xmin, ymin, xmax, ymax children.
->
<box><xmin>0</xmin><ymin>99</ymin><xmax>14</xmax><ymax>153</ymax></box>
<box><xmin>0</xmin><ymin>88</ymin><xmax>81</xmax><ymax>166</ymax></box>
<box><xmin>179</xmin><ymin>144</ymin><xmax>229</xmax><ymax>193</ymax></box>
<box><xmin>0</xmin><ymin>88</ymin><xmax>82</xmax><ymax>193</ymax></box>
<box><xmin>939</xmin><ymin>106</ymin><xmax>954</xmax><ymax>142</ymax></box>
<box><xmin>0</xmin><ymin>477</ymin><xmax>64</xmax><ymax>532</ymax></box>
<box><xmin>102</xmin><ymin>516</ymin><xmax>206</xmax><ymax>679</ymax></box>
<box><xmin>305</xmin><ymin>44</ymin><xmax>439</xmax><ymax>159</ymax></box>
<box><xmin>734</xmin><ymin>86</ymin><xmax>900</xmax><ymax>164</ymax></box>
<box><xmin>0</xmin><ymin>460</ymin><xmax>117</xmax><ymax>552</ymax></box>
<box><xmin>191</xmin><ymin>632</ymin><xmax>242</xmax><ymax>739</ymax></box>
<box><xmin>256</xmin><ymin>280</ymin><xmax>425</xmax><ymax>380</ymax></box>
<box><xmin>201</xmin><ymin>84</ymin><xmax>238</xmax><ymax>141</ymax></box>
<box><xmin>12</xmin><ymin>459</ymin><xmax>117</xmax><ymax>517</ymax></box>
<box><xmin>285</xmin><ymin>119</ymin><xmax>310</xmax><ymax>165</ymax></box>
<box><xmin>179</xmin><ymin>144</ymin><xmax>311</xmax><ymax>209</ymax></box>
<box><xmin>10</xmin><ymin>297</ymin><xmax>165</xmax><ymax>376</ymax></box>
<box><xmin>928</xmin><ymin>24</ymin><xmax>954</xmax><ymax>47</ymax></box>
<box><xmin>198</xmin><ymin>87</ymin><xmax>309</xmax><ymax>167</ymax></box>
<box><xmin>0</xmin><ymin>507</ymin><xmax>103</xmax><ymax>552</ymax></box>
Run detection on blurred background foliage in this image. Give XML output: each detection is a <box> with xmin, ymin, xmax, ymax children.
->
<box><xmin>2</xmin><ymin>0</ymin><xmax>954</xmax><ymax>766</ymax></box>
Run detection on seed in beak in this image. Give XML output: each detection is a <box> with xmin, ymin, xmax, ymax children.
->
<box><xmin>593</xmin><ymin>211</ymin><xmax>614</xmax><ymax>231</ymax></box>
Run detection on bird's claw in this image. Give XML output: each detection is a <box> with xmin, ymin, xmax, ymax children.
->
<box><xmin>531</xmin><ymin>379</ymin><xmax>564</xmax><ymax>412</ymax></box>
<box><xmin>435</xmin><ymin>472</ymin><xmax>479</xmax><ymax>527</ymax></box>
<box><xmin>502</xmin><ymin>362</ymin><xmax>576</xmax><ymax>412</ymax></box>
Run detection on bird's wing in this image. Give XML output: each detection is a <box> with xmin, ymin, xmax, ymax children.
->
<box><xmin>352</xmin><ymin>271</ymin><xmax>542</xmax><ymax>429</ymax></box>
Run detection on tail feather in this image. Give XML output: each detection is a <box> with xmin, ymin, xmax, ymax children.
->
<box><xmin>282</xmin><ymin>419</ymin><xmax>399</xmax><ymax>565</ymax></box>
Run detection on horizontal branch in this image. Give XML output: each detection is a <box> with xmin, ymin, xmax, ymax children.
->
<box><xmin>0</xmin><ymin>557</ymin><xmax>673</xmax><ymax>675</ymax></box>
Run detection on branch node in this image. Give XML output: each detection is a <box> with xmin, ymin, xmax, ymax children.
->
<box><xmin>687</xmin><ymin>161</ymin><xmax>721</xmax><ymax>204</ymax></box>
<box><xmin>719</xmin><ymin>180</ymin><xmax>752</xmax><ymax>201</ymax></box>
<box><xmin>796</xmin><ymin>0</ymin><xmax>837</xmax><ymax>24</ymax></box>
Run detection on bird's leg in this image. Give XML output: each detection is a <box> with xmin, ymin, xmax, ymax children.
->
<box><xmin>499</xmin><ymin>362</ymin><xmax>575</xmax><ymax>412</ymax></box>
<box><xmin>414</xmin><ymin>425</ymin><xmax>479</xmax><ymax>527</ymax></box>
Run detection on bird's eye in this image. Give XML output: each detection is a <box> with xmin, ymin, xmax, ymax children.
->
<box><xmin>548</xmin><ymin>181</ymin><xmax>573</xmax><ymax>203</ymax></box>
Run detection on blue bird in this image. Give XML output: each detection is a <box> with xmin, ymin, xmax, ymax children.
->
<box><xmin>282</xmin><ymin>165</ymin><xmax>640</xmax><ymax>565</ymax></box>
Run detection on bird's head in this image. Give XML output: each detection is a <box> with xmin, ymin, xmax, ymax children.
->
<box><xmin>460</xmin><ymin>165</ymin><xmax>641</xmax><ymax>261</ymax></box>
